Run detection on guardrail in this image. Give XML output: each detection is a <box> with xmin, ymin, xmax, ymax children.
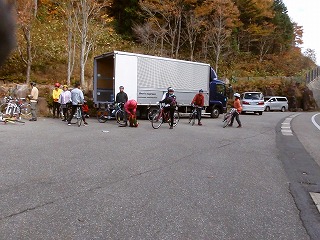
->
<box><xmin>306</xmin><ymin>66</ymin><xmax>320</xmax><ymax>84</ymax></box>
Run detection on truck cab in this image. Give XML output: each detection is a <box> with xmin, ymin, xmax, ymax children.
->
<box><xmin>208</xmin><ymin>68</ymin><xmax>227</xmax><ymax>118</ymax></box>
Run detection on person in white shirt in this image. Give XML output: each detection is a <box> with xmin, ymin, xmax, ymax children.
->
<box><xmin>28</xmin><ymin>82</ymin><xmax>39</xmax><ymax>121</ymax></box>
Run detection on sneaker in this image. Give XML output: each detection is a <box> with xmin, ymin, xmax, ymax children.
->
<box><xmin>84</xmin><ymin>122</ymin><xmax>88</xmax><ymax>125</ymax></box>
<box><xmin>169</xmin><ymin>126</ymin><xmax>173</xmax><ymax>129</ymax></box>
<box><xmin>237</xmin><ymin>125</ymin><xmax>242</xmax><ymax>128</ymax></box>
<box><xmin>198</xmin><ymin>122</ymin><xmax>202</xmax><ymax>126</ymax></box>
<box><xmin>228</xmin><ymin>124</ymin><xmax>233</xmax><ymax>127</ymax></box>
<box><xmin>68</xmin><ymin>123</ymin><xmax>71</xmax><ymax>126</ymax></box>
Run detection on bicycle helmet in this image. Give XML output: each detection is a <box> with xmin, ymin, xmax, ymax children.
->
<box><xmin>168</xmin><ymin>87</ymin><xmax>174</xmax><ymax>92</ymax></box>
<box><xmin>55</xmin><ymin>82</ymin><xmax>60</xmax><ymax>88</ymax></box>
<box><xmin>234</xmin><ymin>93</ymin><xmax>240</xmax><ymax>98</ymax></box>
<box><xmin>199</xmin><ymin>89</ymin><xmax>203</xmax><ymax>93</ymax></box>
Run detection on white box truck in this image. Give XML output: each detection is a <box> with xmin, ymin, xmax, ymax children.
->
<box><xmin>93</xmin><ymin>51</ymin><xmax>227</xmax><ymax>118</ymax></box>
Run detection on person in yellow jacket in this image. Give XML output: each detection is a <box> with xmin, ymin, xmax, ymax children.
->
<box><xmin>52</xmin><ymin>82</ymin><xmax>63</xmax><ymax>118</ymax></box>
<box><xmin>229</xmin><ymin>93</ymin><xmax>242</xmax><ymax>128</ymax></box>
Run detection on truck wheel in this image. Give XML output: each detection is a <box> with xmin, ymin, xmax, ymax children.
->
<box><xmin>211</xmin><ymin>107</ymin><xmax>220</xmax><ymax>118</ymax></box>
<box><xmin>147</xmin><ymin>107</ymin><xmax>158</xmax><ymax>121</ymax></box>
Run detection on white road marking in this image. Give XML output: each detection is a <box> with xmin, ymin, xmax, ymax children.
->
<box><xmin>281</xmin><ymin>114</ymin><xmax>301</xmax><ymax>136</ymax></box>
<box><xmin>310</xmin><ymin>192</ymin><xmax>320</xmax><ymax>213</ymax></box>
<box><xmin>311</xmin><ymin>113</ymin><xmax>320</xmax><ymax>131</ymax></box>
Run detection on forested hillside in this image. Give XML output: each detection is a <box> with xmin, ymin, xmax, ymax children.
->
<box><xmin>0</xmin><ymin>0</ymin><xmax>317</xmax><ymax>88</ymax></box>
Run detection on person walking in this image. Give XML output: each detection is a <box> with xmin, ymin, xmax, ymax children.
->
<box><xmin>67</xmin><ymin>82</ymin><xmax>88</xmax><ymax>126</ymax></box>
<box><xmin>191</xmin><ymin>89</ymin><xmax>205</xmax><ymax>125</ymax></box>
<box><xmin>52</xmin><ymin>82</ymin><xmax>62</xmax><ymax>118</ymax></box>
<box><xmin>28</xmin><ymin>82</ymin><xmax>38</xmax><ymax>121</ymax></box>
<box><xmin>229</xmin><ymin>93</ymin><xmax>242</xmax><ymax>128</ymax></box>
<box><xmin>58</xmin><ymin>85</ymin><xmax>71</xmax><ymax>122</ymax></box>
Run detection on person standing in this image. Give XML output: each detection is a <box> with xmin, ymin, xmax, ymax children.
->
<box><xmin>116</xmin><ymin>86</ymin><xmax>128</xmax><ymax>126</ymax></box>
<box><xmin>58</xmin><ymin>85</ymin><xmax>71</xmax><ymax>122</ymax></box>
<box><xmin>229</xmin><ymin>93</ymin><xmax>242</xmax><ymax>128</ymax></box>
<box><xmin>28</xmin><ymin>82</ymin><xmax>38</xmax><ymax>121</ymax></box>
<box><xmin>67</xmin><ymin>82</ymin><xmax>88</xmax><ymax>126</ymax></box>
<box><xmin>160</xmin><ymin>87</ymin><xmax>177</xmax><ymax>129</ymax></box>
<box><xmin>52</xmin><ymin>82</ymin><xmax>62</xmax><ymax>118</ymax></box>
<box><xmin>115</xmin><ymin>86</ymin><xmax>128</xmax><ymax>104</ymax></box>
<box><xmin>191</xmin><ymin>89</ymin><xmax>205</xmax><ymax>126</ymax></box>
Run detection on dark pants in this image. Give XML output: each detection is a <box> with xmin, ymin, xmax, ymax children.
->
<box><xmin>61</xmin><ymin>103</ymin><xmax>71</xmax><ymax>121</ymax></box>
<box><xmin>164</xmin><ymin>106</ymin><xmax>175</xmax><ymax>127</ymax></box>
<box><xmin>30</xmin><ymin>102</ymin><xmax>37</xmax><ymax>120</ymax></box>
<box><xmin>53</xmin><ymin>102</ymin><xmax>61</xmax><ymax>118</ymax></box>
<box><xmin>230</xmin><ymin>111</ymin><xmax>241</xmax><ymax>126</ymax></box>
<box><xmin>67</xmin><ymin>105</ymin><xmax>86</xmax><ymax>124</ymax></box>
<box><xmin>196</xmin><ymin>107</ymin><xmax>202</xmax><ymax>123</ymax></box>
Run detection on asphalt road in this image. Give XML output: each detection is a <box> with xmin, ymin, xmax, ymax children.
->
<box><xmin>0</xmin><ymin>112</ymin><xmax>318</xmax><ymax>239</ymax></box>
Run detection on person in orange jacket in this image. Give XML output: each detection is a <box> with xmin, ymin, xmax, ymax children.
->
<box><xmin>191</xmin><ymin>89</ymin><xmax>205</xmax><ymax>125</ymax></box>
<box><xmin>123</xmin><ymin>99</ymin><xmax>138</xmax><ymax>127</ymax></box>
<box><xmin>229</xmin><ymin>93</ymin><xmax>242</xmax><ymax>128</ymax></box>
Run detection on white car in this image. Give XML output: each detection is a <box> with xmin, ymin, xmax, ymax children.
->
<box><xmin>264</xmin><ymin>96</ymin><xmax>288</xmax><ymax>112</ymax></box>
<box><xmin>241</xmin><ymin>92</ymin><xmax>265</xmax><ymax>115</ymax></box>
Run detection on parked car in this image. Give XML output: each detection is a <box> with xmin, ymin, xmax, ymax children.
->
<box><xmin>264</xmin><ymin>96</ymin><xmax>288</xmax><ymax>112</ymax></box>
<box><xmin>241</xmin><ymin>92</ymin><xmax>264</xmax><ymax>115</ymax></box>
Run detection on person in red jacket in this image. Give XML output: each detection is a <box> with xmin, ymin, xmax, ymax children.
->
<box><xmin>123</xmin><ymin>99</ymin><xmax>138</xmax><ymax>127</ymax></box>
<box><xmin>229</xmin><ymin>93</ymin><xmax>242</xmax><ymax>128</ymax></box>
<box><xmin>191</xmin><ymin>89</ymin><xmax>205</xmax><ymax>125</ymax></box>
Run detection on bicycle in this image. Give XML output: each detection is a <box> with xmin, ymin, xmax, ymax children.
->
<box><xmin>0</xmin><ymin>97</ymin><xmax>31</xmax><ymax>119</ymax></box>
<box><xmin>76</xmin><ymin>104</ymin><xmax>83</xmax><ymax>127</ymax></box>
<box><xmin>222</xmin><ymin>108</ymin><xmax>236</xmax><ymax>128</ymax></box>
<box><xmin>188</xmin><ymin>105</ymin><xmax>201</xmax><ymax>126</ymax></box>
<box><xmin>151</xmin><ymin>103</ymin><xmax>179</xmax><ymax>129</ymax></box>
<box><xmin>96</xmin><ymin>102</ymin><xmax>113</xmax><ymax>123</ymax></box>
<box><xmin>114</xmin><ymin>102</ymin><xmax>126</xmax><ymax>126</ymax></box>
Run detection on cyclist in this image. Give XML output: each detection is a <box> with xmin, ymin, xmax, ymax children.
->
<box><xmin>229</xmin><ymin>93</ymin><xmax>242</xmax><ymax>128</ymax></box>
<box><xmin>124</xmin><ymin>99</ymin><xmax>138</xmax><ymax>127</ymax></box>
<box><xmin>116</xmin><ymin>86</ymin><xmax>128</xmax><ymax>126</ymax></box>
<box><xmin>52</xmin><ymin>82</ymin><xmax>63</xmax><ymax>118</ymax></box>
<box><xmin>160</xmin><ymin>87</ymin><xmax>177</xmax><ymax>129</ymax></box>
<box><xmin>191</xmin><ymin>89</ymin><xmax>204</xmax><ymax>126</ymax></box>
<box><xmin>67</xmin><ymin>82</ymin><xmax>88</xmax><ymax>126</ymax></box>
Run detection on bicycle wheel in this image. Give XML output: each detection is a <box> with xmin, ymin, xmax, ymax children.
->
<box><xmin>20</xmin><ymin>104</ymin><xmax>32</xmax><ymax>119</ymax></box>
<box><xmin>172</xmin><ymin>110</ymin><xmax>179</xmax><ymax>127</ymax></box>
<box><xmin>115</xmin><ymin>109</ymin><xmax>126</xmax><ymax>126</ymax></box>
<box><xmin>223</xmin><ymin>114</ymin><xmax>231</xmax><ymax>128</ymax></box>
<box><xmin>77</xmin><ymin>108</ymin><xmax>82</xmax><ymax>127</ymax></box>
<box><xmin>151</xmin><ymin>110</ymin><xmax>163</xmax><ymax>129</ymax></box>
<box><xmin>96</xmin><ymin>108</ymin><xmax>109</xmax><ymax>123</ymax></box>
<box><xmin>191</xmin><ymin>112</ymin><xmax>196</xmax><ymax>126</ymax></box>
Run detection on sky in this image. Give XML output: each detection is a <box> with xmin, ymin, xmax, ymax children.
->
<box><xmin>282</xmin><ymin>0</ymin><xmax>320</xmax><ymax>65</ymax></box>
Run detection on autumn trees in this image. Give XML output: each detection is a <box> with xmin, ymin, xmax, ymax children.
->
<box><xmin>2</xmin><ymin>0</ymin><xmax>315</xmax><ymax>86</ymax></box>
<box><xmin>129</xmin><ymin>0</ymin><xmax>301</xmax><ymax>74</ymax></box>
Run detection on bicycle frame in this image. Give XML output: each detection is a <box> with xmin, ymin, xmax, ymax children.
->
<box><xmin>223</xmin><ymin>108</ymin><xmax>236</xmax><ymax>128</ymax></box>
